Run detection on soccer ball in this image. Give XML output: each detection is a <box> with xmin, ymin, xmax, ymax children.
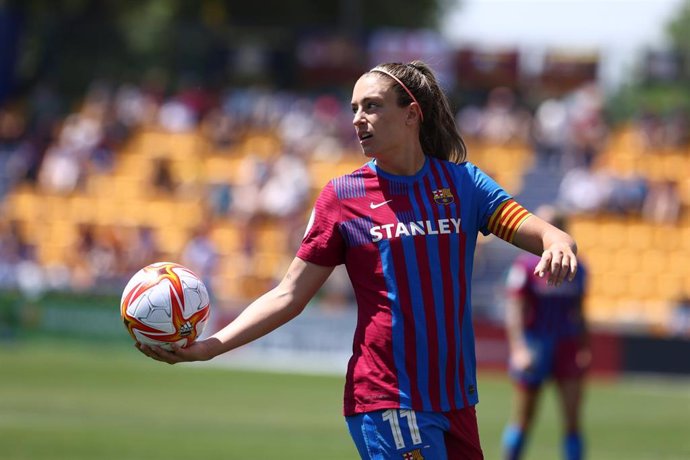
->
<box><xmin>121</xmin><ymin>262</ymin><xmax>211</xmax><ymax>350</ymax></box>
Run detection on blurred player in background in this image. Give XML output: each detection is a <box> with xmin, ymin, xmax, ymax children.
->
<box><xmin>139</xmin><ymin>61</ymin><xmax>579</xmax><ymax>459</ymax></box>
<box><xmin>502</xmin><ymin>205</ymin><xmax>589</xmax><ymax>460</ymax></box>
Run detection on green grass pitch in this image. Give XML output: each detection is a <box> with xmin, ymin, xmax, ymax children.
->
<box><xmin>1</xmin><ymin>340</ymin><xmax>688</xmax><ymax>459</ymax></box>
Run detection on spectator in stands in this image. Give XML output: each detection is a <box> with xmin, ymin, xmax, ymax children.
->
<box><xmin>557</xmin><ymin>166</ymin><xmax>610</xmax><ymax>214</ymax></box>
<box><xmin>180</xmin><ymin>223</ymin><xmax>219</xmax><ymax>301</ymax></box>
<box><xmin>257</xmin><ymin>147</ymin><xmax>311</xmax><ymax>253</ymax></box>
<box><xmin>0</xmin><ymin>218</ymin><xmax>35</xmax><ymax>289</ymax></box>
<box><xmin>0</xmin><ymin>107</ymin><xmax>29</xmax><ymax>198</ymax></box>
<box><xmin>150</xmin><ymin>156</ymin><xmax>177</xmax><ymax>195</ymax></box>
<box><xmin>67</xmin><ymin>224</ymin><xmax>126</xmax><ymax>290</ymax></box>
<box><xmin>113</xmin><ymin>82</ymin><xmax>159</xmax><ymax>129</ymax></box>
<box><xmin>37</xmin><ymin>140</ymin><xmax>83</xmax><ymax>194</ymax></box>
<box><xmin>478</xmin><ymin>86</ymin><xmax>532</xmax><ymax>145</ymax></box>
<box><xmin>563</xmin><ymin>83</ymin><xmax>607</xmax><ymax>169</ymax></box>
<box><xmin>664</xmin><ymin>108</ymin><xmax>690</xmax><ymax>148</ymax></box>
<box><xmin>67</xmin><ymin>223</ymin><xmax>98</xmax><ymax>290</ymax></box>
<box><xmin>532</xmin><ymin>98</ymin><xmax>568</xmax><ymax>169</ymax></box>
<box><xmin>642</xmin><ymin>179</ymin><xmax>681</xmax><ymax>224</ymax></box>
<box><xmin>230</xmin><ymin>152</ymin><xmax>270</xmax><ymax>267</ymax></box>
<box><xmin>139</xmin><ymin>60</ymin><xmax>579</xmax><ymax>460</ymax></box>
<box><xmin>125</xmin><ymin>225</ymin><xmax>163</xmax><ymax>273</ymax></box>
<box><xmin>605</xmin><ymin>172</ymin><xmax>648</xmax><ymax>216</ymax></box>
<box><xmin>502</xmin><ymin>206</ymin><xmax>589</xmax><ymax>460</ymax></box>
<box><xmin>200</xmin><ymin>106</ymin><xmax>242</xmax><ymax>149</ymax></box>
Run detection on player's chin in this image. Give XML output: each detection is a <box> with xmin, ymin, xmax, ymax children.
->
<box><xmin>360</xmin><ymin>147</ymin><xmax>376</xmax><ymax>158</ymax></box>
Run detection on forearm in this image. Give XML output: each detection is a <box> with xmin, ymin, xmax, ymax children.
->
<box><xmin>206</xmin><ymin>286</ymin><xmax>305</xmax><ymax>358</ymax></box>
<box><xmin>204</xmin><ymin>257</ymin><xmax>334</xmax><ymax>359</ymax></box>
<box><xmin>514</xmin><ymin>217</ymin><xmax>577</xmax><ymax>256</ymax></box>
<box><xmin>136</xmin><ymin>258</ymin><xmax>334</xmax><ymax>365</ymax></box>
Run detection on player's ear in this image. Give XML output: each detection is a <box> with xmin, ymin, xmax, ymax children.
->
<box><xmin>405</xmin><ymin>103</ymin><xmax>422</xmax><ymax>125</ymax></box>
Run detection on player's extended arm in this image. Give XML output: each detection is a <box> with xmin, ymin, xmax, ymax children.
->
<box><xmin>139</xmin><ymin>257</ymin><xmax>334</xmax><ymax>364</ymax></box>
<box><xmin>505</xmin><ymin>294</ymin><xmax>533</xmax><ymax>371</ymax></box>
<box><xmin>512</xmin><ymin>215</ymin><xmax>578</xmax><ymax>287</ymax></box>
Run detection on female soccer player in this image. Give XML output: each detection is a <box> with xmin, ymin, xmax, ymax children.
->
<box><xmin>138</xmin><ymin>61</ymin><xmax>579</xmax><ymax>459</ymax></box>
<box><xmin>502</xmin><ymin>206</ymin><xmax>589</xmax><ymax>460</ymax></box>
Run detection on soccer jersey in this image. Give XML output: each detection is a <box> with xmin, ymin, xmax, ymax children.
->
<box><xmin>506</xmin><ymin>253</ymin><xmax>587</xmax><ymax>338</ymax></box>
<box><xmin>297</xmin><ymin>156</ymin><xmax>525</xmax><ymax>416</ymax></box>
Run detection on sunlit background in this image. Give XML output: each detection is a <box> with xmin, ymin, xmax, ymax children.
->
<box><xmin>1</xmin><ymin>1</ymin><xmax>689</xmax><ymax>459</ymax></box>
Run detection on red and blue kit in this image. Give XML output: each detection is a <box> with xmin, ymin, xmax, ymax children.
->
<box><xmin>507</xmin><ymin>254</ymin><xmax>587</xmax><ymax>339</ymax></box>
<box><xmin>297</xmin><ymin>157</ymin><xmax>531</xmax><ymax>416</ymax></box>
<box><xmin>506</xmin><ymin>253</ymin><xmax>588</xmax><ymax>386</ymax></box>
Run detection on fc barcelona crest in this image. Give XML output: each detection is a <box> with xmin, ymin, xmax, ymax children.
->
<box><xmin>402</xmin><ymin>449</ymin><xmax>424</xmax><ymax>460</ymax></box>
<box><xmin>432</xmin><ymin>188</ymin><xmax>454</xmax><ymax>205</ymax></box>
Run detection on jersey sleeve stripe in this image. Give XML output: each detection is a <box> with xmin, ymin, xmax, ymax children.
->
<box><xmin>503</xmin><ymin>209</ymin><xmax>531</xmax><ymax>243</ymax></box>
<box><xmin>496</xmin><ymin>201</ymin><xmax>520</xmax><ymax>240</ymax></box>
<box><xmin>487</xmin><ymin>199</ymin><xmax>510</xmax><ymax>232</ymax></box>
<box><xmin>498</xmin><ymin>204</ymin><xmax>526</xmax><ymax>240</ymax></box>
<box><xmin>489</xmin><ymin>199</ymin><xmax>518</xmax><ymax>237</ymax></box>
<box><xmin>489</xmin><ymin>199</ymin><xmax>533</xmax><ymax>243</ymax></box>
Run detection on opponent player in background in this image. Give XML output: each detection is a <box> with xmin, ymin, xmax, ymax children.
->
<box><xmin>502</xmin><ymin>206</ymin><xmax>589</xmax><ymax>460</ymax></box>
<box><xmin>138</xmin><ymin>61</ymin><xmax>579</xmax><ymax>459</ymax></box>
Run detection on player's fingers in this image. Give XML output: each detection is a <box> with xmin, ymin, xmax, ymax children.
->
<box><xmin>548</xmin><ymin>251</ymin><xmax>564</xmax><ymax>285</ymax></box>
<box><xmin>137</xmin><ymin>343</ymin><xmax>155</xmax><ymax>358</ymax></box>
<box><xmin>534</xmin><ymin>251</ymin><xmax>552</xmax><ymax>278</ymax></box>
<box><xmin>568</xmin><ymin>257</ymin><xmax>578</xmax><ymax>281</ymax></box>
<box><xmin>135</xmin><ymin>342</ymin><xmax>154</xmax><ymax>358</ymax></box>
<box><xmin>156</xmin><ymin>347</ymin><xmax>182</xmax><ymax>364</ymax></box>
<box><xmin>555</xmin><ymin>253</ymin><xmax>578</xmax><ymax>285</ymax></box>
<box><xmin>140</xmin><ymin>344</ymin><xmax>179</xmax><ymax>364</ymax></box>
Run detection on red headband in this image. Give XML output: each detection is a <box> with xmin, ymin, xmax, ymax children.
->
<box><xmin>371</xmin><ymin>68</ymin><xmax>424</xmax><ymax>122</ymax></box>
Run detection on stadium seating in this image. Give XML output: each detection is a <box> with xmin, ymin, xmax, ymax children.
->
<box><xmin>2</xmin><ymin>124</ymin><xmax>687</xmax><ymax>333</ymax></box>
<box><xmin>567</xmin><ymin>125</ymin><xmax>690</xmax><ymax>329</ymax></box>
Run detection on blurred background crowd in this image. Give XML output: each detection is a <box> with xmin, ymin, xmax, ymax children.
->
<box><xmin>1</xmin><ymin>0</ymin><xmax>690</xmax><ymax>338</ymax></box>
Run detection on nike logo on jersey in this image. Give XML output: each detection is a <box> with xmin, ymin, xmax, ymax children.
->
<box><xmin>370</xmin><ymin>199</ymin><xmax>393</xmax><ymax>209</ymax></box>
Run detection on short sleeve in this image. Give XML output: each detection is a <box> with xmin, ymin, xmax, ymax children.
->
<box><xmin>296</xmin><ymin>181</ymin><xmax>346</xmax><ymax>266</ymax></box>
<box><xmin>465</xmin><ymin>163</ymin><xmax>512</xmax><ymax>235</ymax></box>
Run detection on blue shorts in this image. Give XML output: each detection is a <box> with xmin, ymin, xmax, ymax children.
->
<box><xmin>345</xmin><ymin>407</ymin><xmax>483</xmax><ymax>459</ymax></box>
<box><xmin>509</xmin><ymin>335</ymin><xmax>586</xmax><ymax>388</ymax></box>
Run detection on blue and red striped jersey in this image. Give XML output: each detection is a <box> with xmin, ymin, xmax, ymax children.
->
<box><xmin>297</xmin><ymin>156</ymin><xmax>526</xmax><ymax>416</ymax></box>
<box><xmin>506</xmin><ymin>253</ymin><xmax>587</xmax><ymax>338</ymax></box>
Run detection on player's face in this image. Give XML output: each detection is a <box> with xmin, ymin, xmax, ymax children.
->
<box><xmin>351</xmin><ymin>74</ymin><xmax>409</xmax><ymax>159</ymax></box>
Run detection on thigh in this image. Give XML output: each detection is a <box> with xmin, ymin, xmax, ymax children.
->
<box><xmin>553</xmin><ymin>337</ymin><xmax>587</xmax><ymax>381</ymax></box>
<box><xmin>346</xmin><ymin>409</ymin><xmax>449</xmax><ymax>459</ymax></box>
<box><xmin>444</xmin><ymin>406</ymin><xmax>484</xmax><ymax>460</ymax></box>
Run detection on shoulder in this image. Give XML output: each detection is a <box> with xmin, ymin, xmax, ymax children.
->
<box><xmin>426</xmin><ymin>157</ymin><xmax>476</xmax><ymax>182</ymax></box>
<box><xmin>437</xmin><ymin>160</ymin><xmax>492</xmax><ymax>183</ymax></box>
<box><xmin>328</xmin><ymin>161</ymin><xmax>373</xmax><ymax>200</ymax></box>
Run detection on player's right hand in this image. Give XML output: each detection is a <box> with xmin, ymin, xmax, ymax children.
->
<box><xmin>510</xmin><ymin>346</ymin><xmax>535</xmax><ymax>372</ymax></box>
<box><xmin>136</xmin><ymin>339</ymin><xmax>217</xmax><ymax>364</ymax></box>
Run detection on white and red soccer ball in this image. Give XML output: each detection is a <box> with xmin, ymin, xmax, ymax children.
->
<box><xmin>121</xmin><ymin>262</ymin><xmax>210</xmax><ymax>350</ymax></box>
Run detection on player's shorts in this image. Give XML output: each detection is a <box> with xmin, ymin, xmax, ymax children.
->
<box><xmin>345</xmin><ymin>406</ymin><xmax>483</xmax><ymax>460</ymax></box>
<box><xmin>509</xmin><ymin>335</ymin><xmax>586</xmax><ymax>388</ymax></box>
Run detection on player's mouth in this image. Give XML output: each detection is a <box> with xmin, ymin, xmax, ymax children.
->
<box><xmin>358</xmin><ymin>132</ymin><xmax>373</xmax><ymax>144</ymax></box>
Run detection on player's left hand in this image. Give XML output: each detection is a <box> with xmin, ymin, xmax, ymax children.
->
<box><xmin>534</xmin><ymin>242</ymin><xmax>577</xmax><ymax>286</ymax></box>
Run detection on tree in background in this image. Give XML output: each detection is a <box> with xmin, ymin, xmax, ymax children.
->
<box><xmin>0</xmin><ymin>0</ymin><xmax>445</xmax><ymax>105</ymax></box>
<box><xmin>606</xmin><ymin>0</ymin><xmax>690</xmax><ymax>125</ymax></box>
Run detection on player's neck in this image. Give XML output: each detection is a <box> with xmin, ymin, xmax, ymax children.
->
<box><xmin>374</xmin><ymin>147</ymin><xmax>426</xmax><ymax>176</ymax></box>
